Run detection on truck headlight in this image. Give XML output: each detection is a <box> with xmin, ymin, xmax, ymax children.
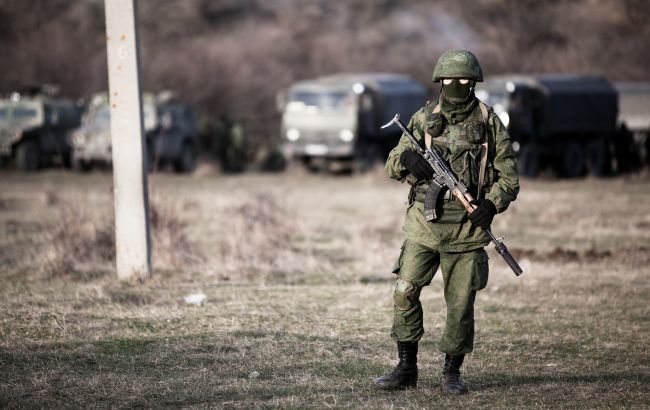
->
<box><xmin>339</xmin><ymin>129</ymin><xmax>354</xmax><ymax>142</ymax></box>
<box><xmin>498</xmin><ymin>111</ymin><xmax>510</xmax><ymax>128</ymax></box>
<box><xmin>286</xmin><ymin>128</ymin><xmax>300</xmax><ymax>141</ymax></box>
<box><xmin>71</xmin><ymin>132</ymin><xmax>86</xmax><ymax>146</ymax></box>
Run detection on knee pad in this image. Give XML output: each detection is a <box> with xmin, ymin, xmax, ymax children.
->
<box><xmin>393</xmin><ymin>278</ymin><xmax>420</xmax><ymax>311</ymax></box>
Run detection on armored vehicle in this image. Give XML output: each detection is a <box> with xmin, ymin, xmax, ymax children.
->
<box><xmin>615</xmin><ymin>82</ymin><xmax>650</xmax><ymax>166</ymax></box>
<box><xmin>0</xmin><ymin>93</ymin><xmax>82</xmax><ymax>171</ymax></box>
<box><xmin>280</xmin><ymin>73</ymin><xmax>427</xmax><ymax>172</ymax></box>
<box><xmin>476</xmin><ymin>75</ymin><xmax>619</xmax><ymax>177</ymax></box>
<box><xmin>70</xmin><ymin>93</ymin><xmax>199</xmax><ymax>173</ymax></box>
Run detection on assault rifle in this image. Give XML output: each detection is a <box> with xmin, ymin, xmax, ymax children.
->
<box><xmin>381</xmin><ymin>113</ymin><xmax>523</xmax><ymax>276</ymax></box>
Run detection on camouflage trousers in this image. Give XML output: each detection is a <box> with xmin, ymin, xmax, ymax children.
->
<box><xmin>390</xmin><ymin>239</ymin><xmax>489</xmax><ymax>356</ymax></box>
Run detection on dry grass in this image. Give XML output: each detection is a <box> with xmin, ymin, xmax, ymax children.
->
<box><xmin>11</xmin><ymin>186</ymin><xmax>200</xmax><ymax>280</ymax></box>
<box><xmin>0</xmin><ymin>171</ymin><xmax>649</xmax><ymax>408</ymax></box>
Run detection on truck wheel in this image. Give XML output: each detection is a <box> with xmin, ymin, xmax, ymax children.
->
<box><xmin>518</xmin><ymin>144</ymin><xmax>540</xmax><ymax>178</ymax></box>
<box><xmin>15</xmin><ymin>141</ymin><xmax>40</xmax><ymax>172</ymax></box>
<box><xmin>560</xmin><ymin>142</ymin><xmax>585</xmax><ymax>178</ymax></box>
<box><xmin>612</xmin><ymin>128</ymin><xmax>640</xmax><ymax>173</ymax></box>
<box><xmin>586</xmin><ymin>138</ymin><xmax>607</xmax><ymax>177</ymax></box>
<box><xmin>174</xmin><ymin>142</ymin><xmax>197</xmax><ymax>173</ymax></box>
<box><xmin>62</xmin><ymin>152</ymin><xmax>73</xmax><ymax>169</ymax></box>
<box><xmin>72</xmin><ymin>156</ymin><xmax>92</xmax><ymax>172</ymax></box>
<box><xmin>304</xmin><ymin>157</ymin><xmax>324</xmax><ymax>173</ymax></box>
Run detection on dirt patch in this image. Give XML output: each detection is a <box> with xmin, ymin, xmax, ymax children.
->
<box><xmin>636</xmin><ymin>221</ymin><xmax>650</xmax><ymax>229</ymax></box>
<box><xmin>510</xmin><ymin>246</ymin><xmax>650</xmax><ymax>264</ymax></box>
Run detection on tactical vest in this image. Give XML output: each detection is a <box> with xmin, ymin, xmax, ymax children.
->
<box><xmin>411</xmin><ymin>101</ymin><xmax>494</xmax><ymax>215</ymax></box>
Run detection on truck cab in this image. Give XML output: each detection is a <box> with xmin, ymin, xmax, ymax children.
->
<box><xmin>70</xmin><ymin>93</ymin><xmax>199</xmax><ymax>173</ymax></box>
<box><xmin>0</xmin><ymin>93</ymin><xmax>81</xmax><ymax>171</ymax></box>
<box><xmin>280</xmin><ymin>73</ymin><xmax>426</xmax><ymax>172</ymax></box>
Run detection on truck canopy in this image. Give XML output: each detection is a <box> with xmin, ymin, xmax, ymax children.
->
<box><xmin>482</xmin><ymin>74</ymin><xmax>618</xmax><ymax>136</ymax></box>
<box><xmin>536</xmin><ymin>75</ymin><xmax>618</xmax><ymax>135</ymax></box>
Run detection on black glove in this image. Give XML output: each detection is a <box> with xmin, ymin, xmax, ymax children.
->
<box><xmin>400</xmin><ymin>150</ymin><xmax>434</xmax><ymax>180</ymax></box>
<box><xmin>469</xmin><ymin>199</ymin><xmax>497</xmax><ymax>229</ymax></box>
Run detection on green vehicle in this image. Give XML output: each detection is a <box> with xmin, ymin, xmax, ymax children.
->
<box><xmin>280</xmin><ymin>73</ymin><xmax>426</xmax><ymax>172</ymax></box>
<box><xmin>475</xmin><ymin>75</ymin><xmax>619</xmax><ymax>177</ymax></box>
<box><xmin>0</xmin><ymin>93</ymin><xmax>82</xmax><ymax>171</ymax></box>
<box><xmin>70</xmin><ymin>93</ymin><xmax>199</xmax><ymax>173</ymax></box>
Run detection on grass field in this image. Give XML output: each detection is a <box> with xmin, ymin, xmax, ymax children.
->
<box><xmin>1</xmin><ymin>169</ymin><xmax>649</xmax><ymax>408</ymax></box>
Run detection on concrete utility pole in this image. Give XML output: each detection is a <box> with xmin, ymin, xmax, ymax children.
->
<box><xmin>104</xmin><ymin>0</ymin><xmax>152</xmax><ymax>280</ymax></box>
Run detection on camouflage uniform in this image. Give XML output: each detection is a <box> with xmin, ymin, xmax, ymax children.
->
<box><xmin>386</xmin><ymin>98</ymin><xmax>519</xmax><ymax>353</ymax></box>
<box><xmin>375</xmin><ymin>50</ymin><xmax>519</xmax><ymax>393</ymax></box>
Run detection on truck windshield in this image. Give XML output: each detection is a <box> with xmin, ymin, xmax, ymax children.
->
<box><xmin>14</xmin><ymin>107</ymin><xmax>39</xmax><ymax>119</ymax></box>
<box><xmin>94</xmin><ymin>106</ymin><xmax>111</xmax><ymax>127</ymax></box>
<box><xmin>93</xmin><ymin>104</ymin><xmax>156</xmax><ymax>130</ymax></box>
<box><xmin>288</xmin><ymin>91</ymin><xmax>353</xmax><ymax>111</ymax></box>
<box><xmin>0</xmin><ymin>102</ymin><xmax>42</xmax><ymax>126</ymax></box>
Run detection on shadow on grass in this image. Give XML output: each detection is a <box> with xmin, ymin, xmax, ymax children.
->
<box><xmin>2</xmin><ymin>332</ymin><xmax>648</xmax><ymax>407</ymax></box>
<box><xmin>471</xmin><ymin>372</ymin><xmax>650</xmax><ymax>391</ymax></box>
<box><xmin>0</xmin><ymin>332</ymin><xmax>386</xmax><ymax>407</ymax></box>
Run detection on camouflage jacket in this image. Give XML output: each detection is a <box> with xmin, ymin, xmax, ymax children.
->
<box><xmin>385</xmin><ymin>99</ymin><xmax>520</xmax><ymax>252</ymax></box>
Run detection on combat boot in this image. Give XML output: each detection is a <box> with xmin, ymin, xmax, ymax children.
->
<box><xmin>442</xmin><ymin>354</ymin><xmax>468</xmax><ymax>394</ymax></box>
<box><xmin>374</xmin><ymin>341</ymin><xmax>418</xmax><ymax>390</ymax></box>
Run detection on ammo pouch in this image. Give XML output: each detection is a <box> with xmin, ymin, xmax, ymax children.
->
<box><xmin>424</xmin><ymin>101</ymin><xmax>493</xmax><ymax>198</ymax></box>
<box><xmin>410</xmin><ymin>182</ymin><xmax>466</xmax><ymax>224</ymax></box>
<box><xmin>408</xmin><ymin>100</ymin><xmax>493</xmax><ymax>224</ymax></box>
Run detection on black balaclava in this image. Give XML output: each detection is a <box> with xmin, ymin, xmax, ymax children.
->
<box><xmin>441</xmin><ymin>79</ymin><xmax>473</xmax><ymax>103</ymax></box>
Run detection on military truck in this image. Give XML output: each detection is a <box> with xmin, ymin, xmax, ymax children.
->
<box><xmin>0</xmin><ymin>92</ymin><xmax>82</xmax><ymax>171</ymax></box>
<box><xmin>70</xmin><ymin>93</ymin><xmax>199</xmax><ymax>173</ymax></box>
<box><xmin>280</xmin><ymin>73</ymin><xmax>427</xmax><ymax>172</ymax></box>
<box><xmin>475</xmin><ymin>75</ymin><xmax>619</xmax><ymax>177</ymax></box>
<box><xmin>615</xmin><ymin>82</ymin><xmax>650</xmax><ymax>167</ymax></box>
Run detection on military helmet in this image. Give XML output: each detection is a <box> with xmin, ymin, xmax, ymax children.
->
<box><xmin>432</xmin><ymin>50</ymin><xmax>483</xmax><ymax>82</ymax></box>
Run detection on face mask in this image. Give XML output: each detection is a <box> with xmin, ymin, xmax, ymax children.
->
<box><xmin>442</xmin><ymin>79</ymin><xmax>472</xmax><ymax>103</ymax></box>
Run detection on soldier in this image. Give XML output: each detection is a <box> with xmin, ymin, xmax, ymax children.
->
<box><xmin>375</xmin><ymin>50</ymin><xmax>519</xmax><ymax>394</ymax></box>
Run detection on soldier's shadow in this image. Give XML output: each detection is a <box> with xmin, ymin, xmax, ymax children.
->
<box><xmin>470</xmin><ymin>372</ymin><xmax>650</xmax><ymax>391</ymax></box>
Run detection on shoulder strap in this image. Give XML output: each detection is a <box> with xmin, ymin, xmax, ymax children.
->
<box><xmin>477</xmin><ymin>101</ymin><xmax>490</xmax><ymax>198</ymax></box>
<box><xmin>478</xmin><ymin>101</ymin><xmax>489</xmax><ymax>123</ymax></box>
<box><xmin>424</xmin><ymin>103</ymin><xmax>441</xmax><ymax>150</ymax></box>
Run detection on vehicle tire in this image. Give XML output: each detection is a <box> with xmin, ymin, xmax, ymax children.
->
<box><xmin>559</xmin><ymin>141</ymin><xmax>585</xmax><ymax>178</ymax></box>
<box><xmin>612</xmin><ymin>128</ymin><xmax>641</xmax><ymax>173</ymax></box>
<box><xmin>518</xmin><ymin>143</ymin><xmax>540</xmax><ymax>178</ymax></box>
<box><xmin>303</xmin><ymin>157</ymin><xmax>324</xmax><ymax>173</ymax></box>
<box><xmin>586</xmin><ymin>138</ymin><xmax>607</xmax><ymax>177</ymax></box>
<box><xmin>261</xmin><ymin>148</ymin><xmax>287</xmax><ymax>172</ymax></box>
<box><xmin>15</xmin><ymin>140</ymin><xmax>40</xmax><ymax>172</ymax></box>
<box><xmin>62</xmin><ymin>152</ymin><xmax>73</xmax><ymax>169</ymax></box>
<box><xmin>174</xmin><ymin>142</ymin><xmax>197</xmax><ymax>173</ymax></box>
<box><xmin>72</xmin><ymin>156</ymin><xmax>92</xmax><ymax>172</ymax></box>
